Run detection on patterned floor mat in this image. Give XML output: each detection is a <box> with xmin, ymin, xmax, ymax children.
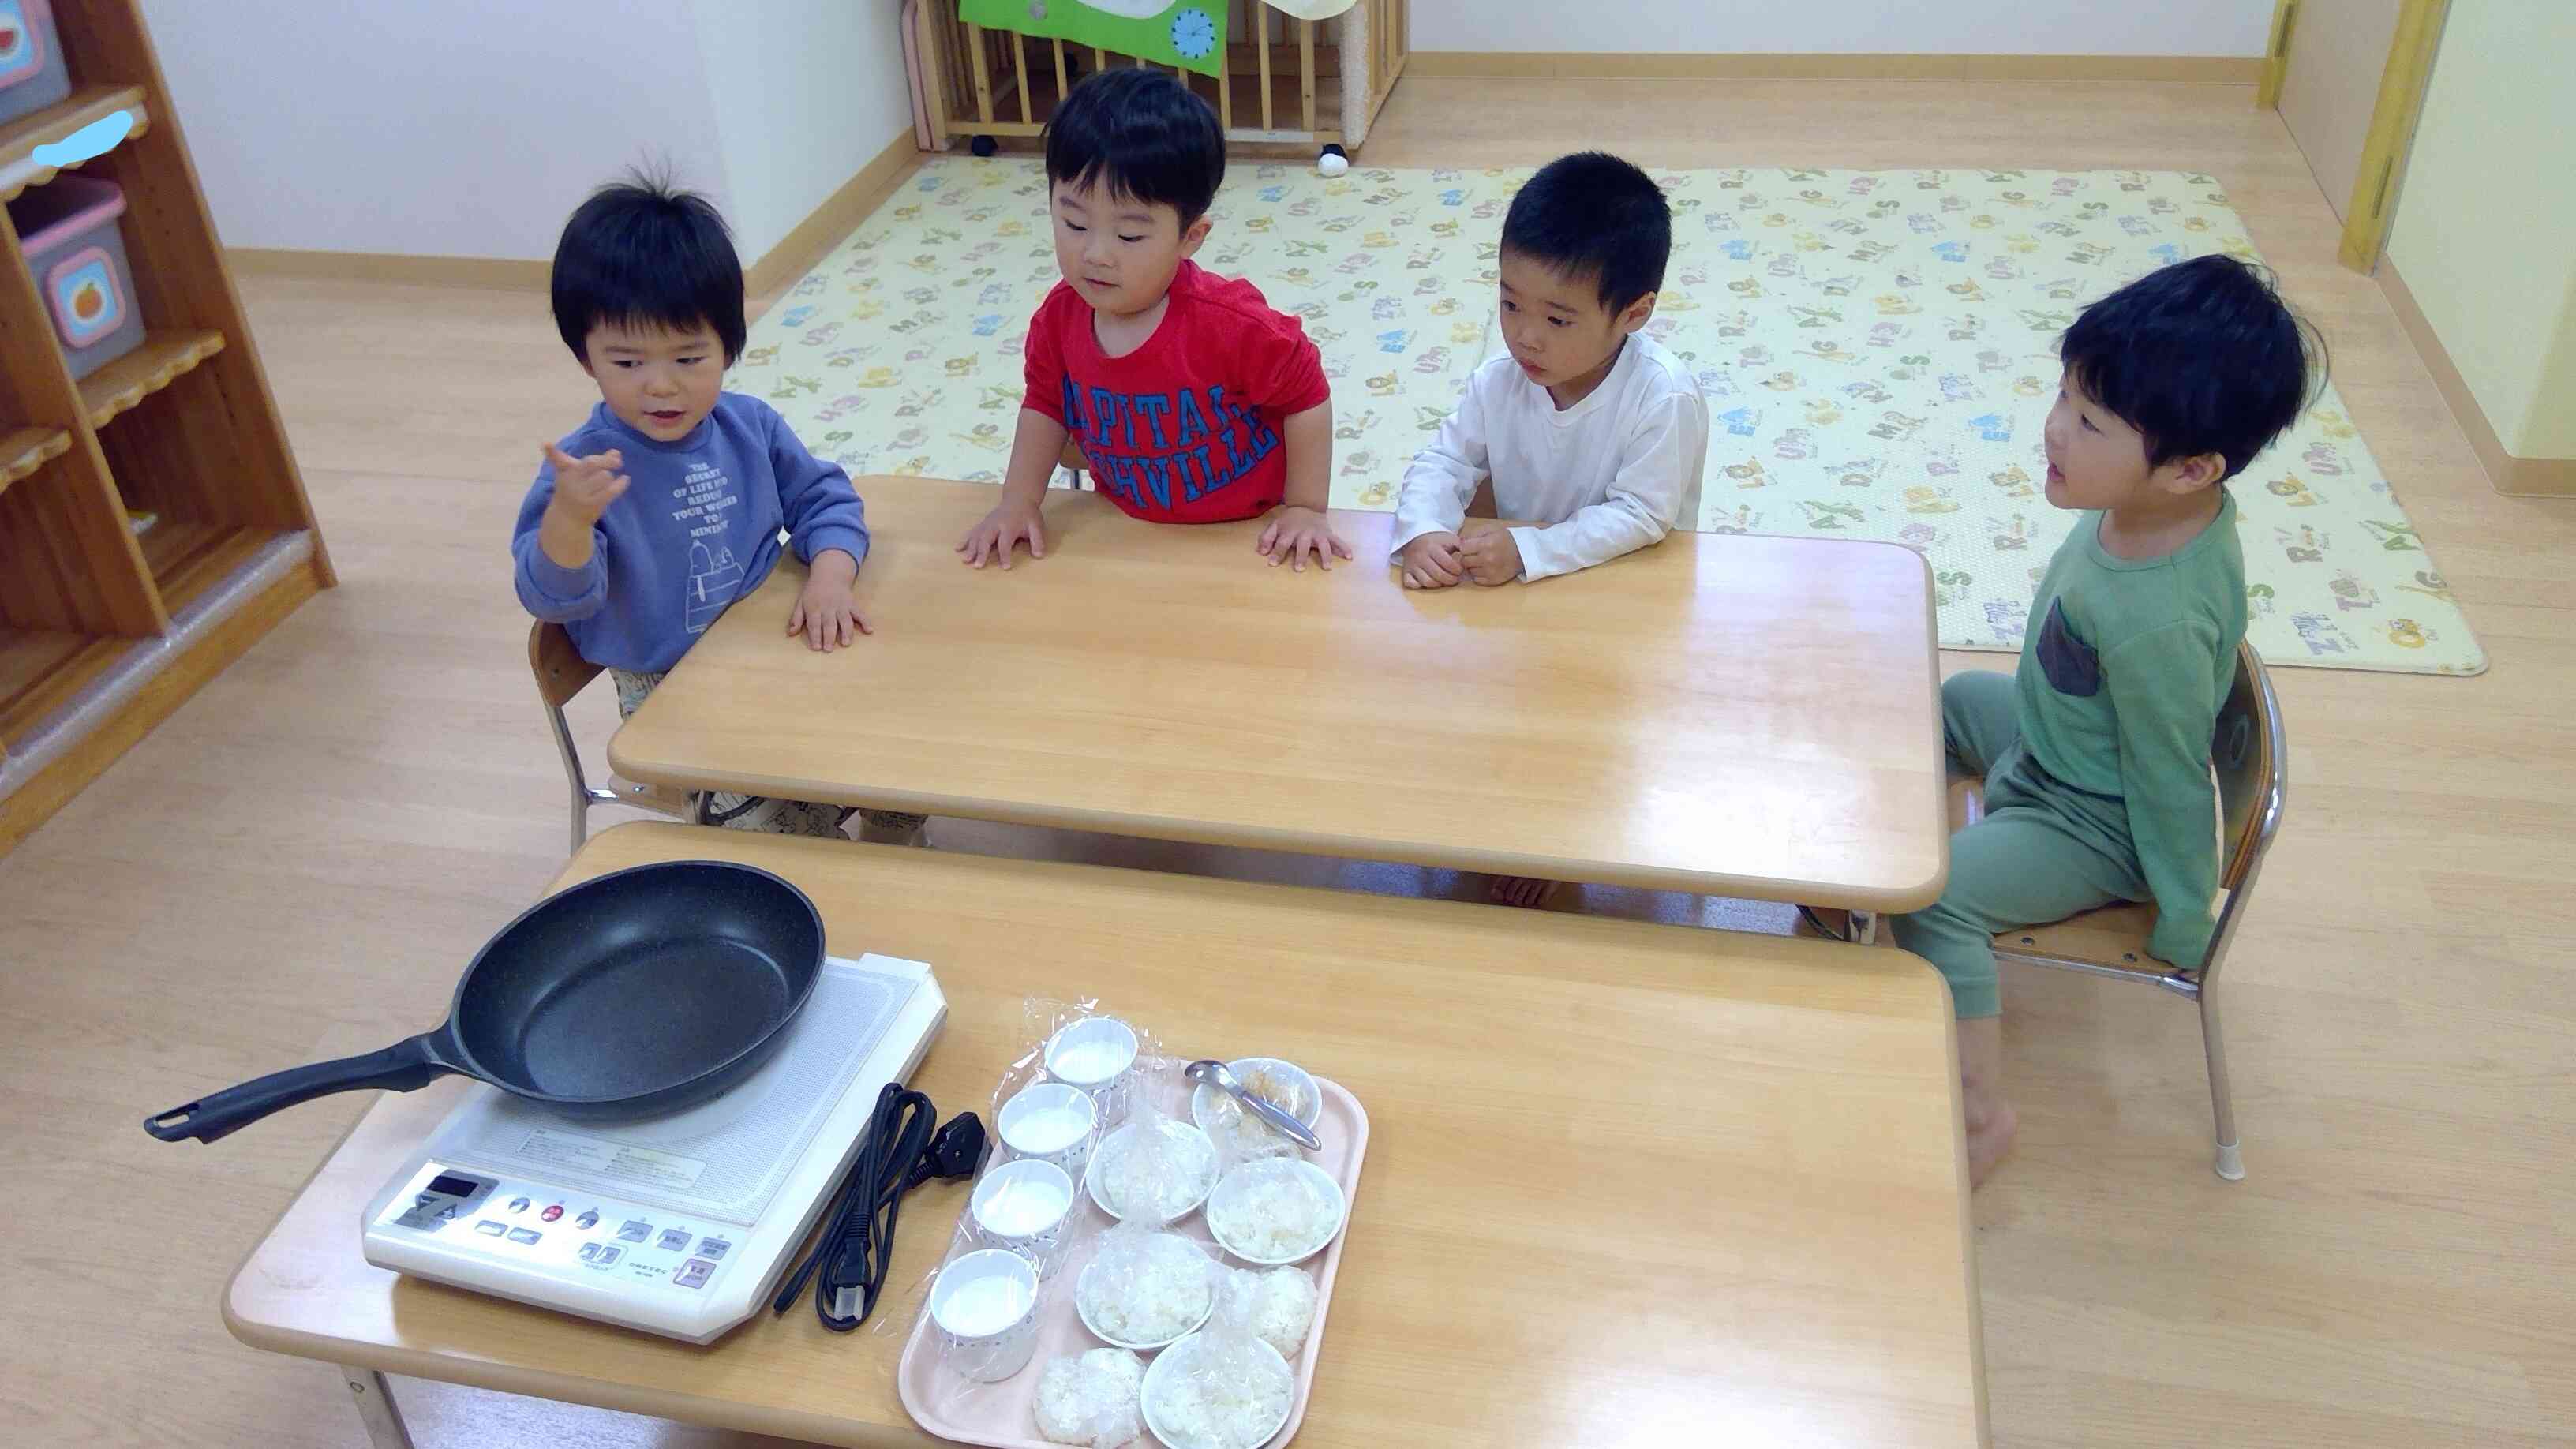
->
<box><xmin>736</xmin><ymin>159</ymin><xmax>2482</xmax><ymax>676</ymax></box>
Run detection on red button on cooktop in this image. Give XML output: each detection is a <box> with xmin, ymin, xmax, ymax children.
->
<box><xmin>540</xmin><ymin>1204</ymin><xmax>564</xmax><ymax>1222</ymax></box>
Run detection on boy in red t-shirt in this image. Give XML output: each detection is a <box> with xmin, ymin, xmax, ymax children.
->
<box><xmin>957</xmin><ymin>67</ymin><xmax>1346</xmax><ymax>571</ymax></box>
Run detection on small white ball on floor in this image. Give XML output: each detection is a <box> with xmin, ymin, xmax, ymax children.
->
<box><xmin>1316</xmin><ymin>152</ymin><xmax>1350</xmax><ymax>178</ymax></box>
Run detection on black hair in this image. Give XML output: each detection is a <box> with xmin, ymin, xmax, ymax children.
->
<box><xmin>2058</xmin><ymin>254</ymin><xmax>2325</xmax><ymax>481</ymax></box>
<box><xmin>1500</xmin><ymin>152</ymin><xmax>1672</xmax><ymax>314</ymax></box>
<box><xmin>1043</xmin><ymin>66</ymin><xmax>1226</xmax><ymax>227</ymax></box>
<box><xmin>551</xmin><ymin>167</ymin><xmax>747</xmax><ymax>365</ymax></box>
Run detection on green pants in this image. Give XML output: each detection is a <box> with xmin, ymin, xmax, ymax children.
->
<box><xmin>1889</xmin><ymin>672</ymin><xmax>2147</xmax><ymax>1018</ymax></box>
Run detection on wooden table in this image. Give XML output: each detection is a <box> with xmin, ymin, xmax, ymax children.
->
<box><xmin>227</xmin><ymin>825</ymin><xmax>1986</xmax><ymax>1447</ymax></box>
<box><xmin>609</xmin><ymin>477</ymin><xmax>1949</xmax><ymax>913</ymax></box>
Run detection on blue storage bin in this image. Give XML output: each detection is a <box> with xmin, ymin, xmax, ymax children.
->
<box><xmin>0</xmin><ymin>0</ymin><xmax>73</xmax><ymax>128</ymax></box>
<box><xmin>9</xmin><ymin>174</ymin><xmax>146</xmax><ymax>380</ymax></box>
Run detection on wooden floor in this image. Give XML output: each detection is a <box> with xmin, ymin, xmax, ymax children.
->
<box><xmin>3</xmin><ymin>77</ymin><xmax>2571</xmax><ymax>1449</ymax></box>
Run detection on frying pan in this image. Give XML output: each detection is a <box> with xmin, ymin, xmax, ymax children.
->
<box><xmin>144</xmin><ymin>860</ymin><xmax>826</xmax><ymax>1144</ymax></box>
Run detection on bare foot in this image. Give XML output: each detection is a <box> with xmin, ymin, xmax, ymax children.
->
<box><xmin>1956</xmin><ymin>1014</ymin><xmax>2015</xmax><ymax>1188</ymax></box>
<box><xmin>1489</xmin><ymin>875</ymin><xmax>1560</xmax><ymax>908</ymax></box>
<box><xmin>1966</xmin><ymin>1099</ymin><xmax>2019</xmax><ymax>1188</ymax></box>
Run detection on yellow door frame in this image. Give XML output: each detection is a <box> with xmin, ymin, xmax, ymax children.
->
<box><xmin>2256</xmin><ymin>0</ymin><xmax>2298</xmax><ymax>108</ymax></box>
<box><xmin>2257</xmin><ymin>0</ymin><xmax>2454</xmax><ymax>272</ymax></box>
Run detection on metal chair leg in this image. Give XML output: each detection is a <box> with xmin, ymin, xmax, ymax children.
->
<box><xmin>339</xmin><ymin>1365</ymin><xmax>416</xmax><ymax>1449</ymax></box>
<box><xmin>545</xmin><ymin>700</ymin><xmax>593</xmax><ymax>856</ymax></box>
<box><xmin>2198</xmin><ymin>979</ymin><xmax>2245</xmax><ymax>1181</ymax></box>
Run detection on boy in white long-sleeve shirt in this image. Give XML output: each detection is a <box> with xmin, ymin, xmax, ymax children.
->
<box><xmin>1391</xmin><ymin>151</ymin><xmax>1709</xmax><ymax>590</ymax></box>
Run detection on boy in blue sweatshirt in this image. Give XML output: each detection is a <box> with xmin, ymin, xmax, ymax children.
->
<box><xmin>512</xmin><ymin>174</ymin><xmax>923</xmax><ymax>841</ymax></box>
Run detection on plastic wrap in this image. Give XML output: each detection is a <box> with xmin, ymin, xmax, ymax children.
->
<box><xmin>1140</xmin><ymin>1261</ymin><xmax>1297</xmax><ymax>1449</ymax></box>
<box><xmin>1190</xmin><ymin>1058</ymin><xmax>1321</xmax><ymax>1165</ymax></box>
<box><xmin>1032</xmin><ymin>1347</ymin><xmax>1146</xmax><ymax>1448</ymax></box>
<box><xmin>1089</xmin><ymin>1099</ymin><xmax>1220</xmax><ymax>1224</ymax></box>
<box><xmin>1204</xmin><ymin>1158</ymin><xmax>1346</xmax><ymax>1265</ymax></box>
<box><xmin>897</xmin><ymin>998</ymin><xmax>1350</xmax><ymax>1449</ymax></box>
<box><xmin>1075</xmin><ymin>1223</ymin><xmax>1219</xmax><ymax>1349</ymax></box>
<box><xmin>1216</xmin><ymin>1264</ymin><xmax>1319</xmax><ymax>1359</ymax></box>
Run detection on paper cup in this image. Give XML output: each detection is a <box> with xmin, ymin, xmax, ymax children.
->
<box><xmin>1044</xmin><ymin>1016</ymin><xmax>1139</xmax><ymax>1117</ymax></box>
<box><xmin>928</xmin><ymin>1249</ymin><xmax>1041</xmax><ymax>1382</ymax></box>
<box><xmin>998</xmin><ymin>1080</ymin><xmax>1099</xmax><ymax>1178</ymax></box>
<box><xmin>972</xmin><ymin>1158</ymin><xmax>1076</xmax><ymax>1278</ymax></box>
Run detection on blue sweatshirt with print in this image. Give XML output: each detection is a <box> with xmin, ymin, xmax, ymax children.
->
<box><xmin>511</xmin><ymin>394</ymin><xmax>867</xmax><ymax>673</ymax></box>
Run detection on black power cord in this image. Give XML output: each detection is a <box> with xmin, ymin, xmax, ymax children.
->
<box><xmin>773</xmin><ymin>1083</ymin><xmax>986</xmax><ymax>1331</ymax></box>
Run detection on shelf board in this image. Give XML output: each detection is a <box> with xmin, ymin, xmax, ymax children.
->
<box><xmin>0</xmin><ymin>426</ymin><xmax>72</xmax><ymax>497</ymax></box>
<box><xmin>0</xmin><ymin>84</ymin><xmax>152</xmax><ymax>204</ymax></box>
<box><xmin>138</xmin><ymin>521</ymin><xmax>285</xmax><ymax>616</ymax></box>
<box><xmin>0</xmin><ymin>627</ymin><xmax>117</xmax><ymax>742</ymax></box>
<box><xmin>77</xmin><ymin>328</ymin><xmax>225</xmax><ymax>430</ymax></box>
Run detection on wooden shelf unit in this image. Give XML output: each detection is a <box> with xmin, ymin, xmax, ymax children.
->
<box><xmin>0</xmin><ymin>82</ymin><xmax>151</xmax><ymax>203</ymax></box>
<box><xmin>0</xmin><ymin>425</ymin><xmax>69</xmax><ymax>493</ymax></box>
<box><xmin>0</xmin><ymin>2</ymin><xmax>332</xmax><ymax>855</ymax></box>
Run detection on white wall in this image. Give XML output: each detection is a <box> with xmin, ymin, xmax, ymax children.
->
<box><xmin>144</xmin><ymin>0</ymin><xmax>915</xmax><ymax>264</ymax></box>
<box><xmin>687</xmin><ymin>0</ymin><xmax>915</xmax><ymax>261</ymax></box>
<box><xmin>1409</xmin><ymin>0</ymin><xmax>2273</xmax><ymax>56</ymax></box>
<box><xmin>2385</xmin><ymin>0</ymin><xmax>2576</xmax><ymax>461</ymax></box>
<box><xmin>146</xmin><ymin>0</ymin><xmax>727</xmax><ymax>260</ymax></box>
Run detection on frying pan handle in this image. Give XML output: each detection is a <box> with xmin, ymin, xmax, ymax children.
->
<box><xmin>142</xmin><ymin>1033</ymin><xmax>459</xmax><ymax>1144</ymax></box>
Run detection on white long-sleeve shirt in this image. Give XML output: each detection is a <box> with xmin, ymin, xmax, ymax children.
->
<box><xmin>1390</xmin><ymin>334</ymin><xmax>1709</xmax><ymax>582</ymax></box>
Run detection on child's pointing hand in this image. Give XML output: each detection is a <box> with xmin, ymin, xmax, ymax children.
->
<box><xmin>541</xmin><ymin>443</ymin><xmax>631</xmax><ymax>523</ymax></box>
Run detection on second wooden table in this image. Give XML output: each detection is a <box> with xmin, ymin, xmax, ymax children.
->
<box><xmin>611</xmin><ymin>477</ymin><xmax>1948</xmax><ymax>911</ymax></box>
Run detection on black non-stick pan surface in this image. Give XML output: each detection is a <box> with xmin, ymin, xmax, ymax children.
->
<box><xmin>145</xmin><ymin>860</ymin><xmax>825</xmax><ymax>1144</ymax></box>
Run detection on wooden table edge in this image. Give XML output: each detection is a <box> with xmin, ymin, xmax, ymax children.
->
<box><xmin>224</xmin><ymin>1314</ymin><xmax>912</xmax><ymax>1449</ymax></box>
<box><xmin>594</xmin><ymin>752</ymin><xmax>1956</xmax><ymax>912</ymax></box>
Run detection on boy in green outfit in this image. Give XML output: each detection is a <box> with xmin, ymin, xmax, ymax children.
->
<box><xmin>1893</xmin><ymin>255</ymin><xmax>2319</xmax><ymax>1185</ymax></box>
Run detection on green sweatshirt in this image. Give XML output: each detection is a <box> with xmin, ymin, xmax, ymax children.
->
<box><xmin>2014</xmin><ymin>492</ymin><xmax>2245</xmax><ymax>968</ymax></box>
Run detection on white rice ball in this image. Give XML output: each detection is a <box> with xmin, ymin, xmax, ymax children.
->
<box><xmin>1035</xmin><ymin>1347</ymin><xmax>1145</xmax><ymax>1447</ymax></box>
<box><xmin>1238</xmin><ymin>1266</ymin><xmax>1316</xmax><ymax>1357</ymax></box>
<box><xmin>1103</xmin><ymin>1118</ymin><xmax>1218</xmax><ymax>1222</ymax></box>
<box><xmin>1077</xmin><ymin>1233</ymin><xmax>1215</xmax><ymax>1345</ymax></box>
<box><xmin>1148</xmin><ymin>1333</ymin><xmax>1295</xmax><ymax>1449</ymax></box>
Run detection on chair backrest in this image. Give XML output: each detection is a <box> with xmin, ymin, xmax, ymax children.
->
<box><xmin>530</xmin><ymin>621</ymin><xmax>604</xmax><ymax>710</ymax></box>
<box><xmin>2211</xmin><ymin>638</ymin><xmax>2286</xmax><ymax>890</ymax></box>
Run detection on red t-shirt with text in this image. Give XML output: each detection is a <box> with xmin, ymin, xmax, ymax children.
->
<box><xmin>1021</xmin><ymin>260</ymin><xmax>1328</xmax><ymax>523</ymax></box>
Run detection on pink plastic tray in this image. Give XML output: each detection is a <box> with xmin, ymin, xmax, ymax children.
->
<box><xmin>899</xmin><ymin>1072</ymin><xmax>1370</xmax><ymax>1448</ymax></box>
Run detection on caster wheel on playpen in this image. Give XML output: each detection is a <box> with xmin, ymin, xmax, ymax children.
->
<box><xmin>1317</xmin><ymin>144</ymin><xmax>1349</xmax><ymax>178</ymax></box>
<box><xmin>971</xmin><ymin>135</ymin><xmax>998</xmax><ymax>158</ymax></box>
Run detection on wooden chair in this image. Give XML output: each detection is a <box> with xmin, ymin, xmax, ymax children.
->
<box><xmin>1972</xmin><ymin>638</ymin><xmax>2286</xmax><ymax>1181</ymax></box>
<box><xmin>530</xmin><ymin>622</ymin><xmax>703</xmax><ymax>856</ymax></box>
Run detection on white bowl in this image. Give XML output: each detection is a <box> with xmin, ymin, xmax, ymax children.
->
<box><xmin>1188</xmin><ymin>1058</ymin><xmax>1323</xmax><ymax>1157</ymax></box>
<box><xmin>1074</xmin><ymin>1242</ymin><xmax>1217</xmax><ymax>1351</ymax></box>
<box><xmin>1139</xmin><ymin>1330</ymin><xmax>1295</xmax><ymax>1449</ymax></box>
<box><xmin>1204</xmin><ymin>1158</ymin><xmax>1346</xmax><ymax>1266</ymax></box>
<box><xmin>1084</xmin><ymin>1118</ymin><xmax>1220</xmax><ymax>1223</ymax></box>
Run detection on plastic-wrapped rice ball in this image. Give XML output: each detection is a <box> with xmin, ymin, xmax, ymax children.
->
<box><xmin>1103</xmin><ymin>1118</ymin><xmax>1217</xmax><ymax>1221</ymax></box>
<box><xmin>1077</xmin><ymin>1232</ymin><xmax>1215</xmax><ymax>1344</ymax></box>
<box><xmin>1150</xmin><ymin>1334</ymin><xmax>1295</xmax><ymax>1449</ymax></box>
<box><xmin>1035</xmin><ymin>1347</ymin><xmax>1145</xmax><ymax>1447</ymax></box>
<box><xmin>1219</xmin><ymin>1265</ymin><xmax>1318</xmax><ymax>1358</ymax></box>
